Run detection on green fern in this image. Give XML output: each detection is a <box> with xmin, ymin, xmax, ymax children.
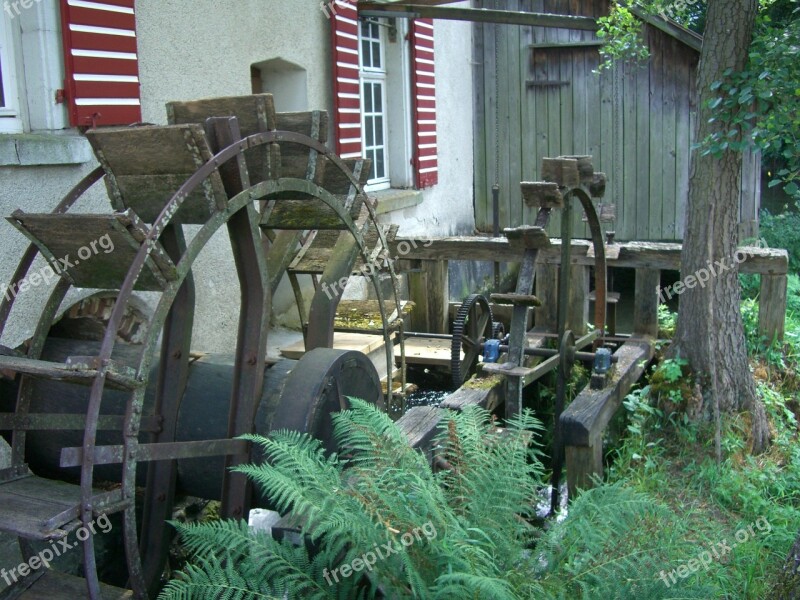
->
<box><xmin>160</xmin><ymin>400</ymin><xmax>717</xmax><ymax>599</ymax></box>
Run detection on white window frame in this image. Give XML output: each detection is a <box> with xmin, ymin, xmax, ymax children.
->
<box><xmin>359</xmin><ymin>17</ymin><xmax>391</xmax><ymax>191</ymax></box>
<box><xmin>0</xmin><ymin>11</ymin><xmax>22</xmax><ymax>133</ymax></box>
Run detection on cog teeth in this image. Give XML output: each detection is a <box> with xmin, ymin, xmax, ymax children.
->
<box><xmin>450</xmin><ymin>294</ymin><xmax>493</xmax><ymax>390</ymax></box>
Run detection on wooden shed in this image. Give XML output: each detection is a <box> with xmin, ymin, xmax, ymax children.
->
<box><xmin>473</xmin><ymin>0</ymin><xmax>761</xmax><ymax>242</ymax></box>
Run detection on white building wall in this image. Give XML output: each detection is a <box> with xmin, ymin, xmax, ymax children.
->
<box><xmin>0</xmin><ymin>0</ymin><xmax>474</xmax><ymax>353</ymax></box>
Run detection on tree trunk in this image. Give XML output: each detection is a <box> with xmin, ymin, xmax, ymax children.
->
<box><xmin>773</xmin><ymin>530</ymin><xmax>800</xmax><ymax>599</ymax></box>
<box><xmin>670</xmin><ymin>0</ymin><xmax>769</xmax><ymax>453</ymax></box>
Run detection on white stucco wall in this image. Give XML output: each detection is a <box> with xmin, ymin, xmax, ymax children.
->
<box><xmin>0</xmin><ymin>0</ymin><xmax>474</xmax><ymax>353</ymax></box>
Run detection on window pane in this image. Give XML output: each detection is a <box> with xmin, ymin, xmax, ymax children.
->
<box><xmin>361</xmin><ymin>39</ymin><xmax>371</xmax><ymax>68</ymax></box>
<box><xmin>374</xmin><ymin>85</ymin><xmax>382</xmax><ymax>113</ymax></box>
<box><xmin>365</xmin><ymin>115</ymin><xmax>375</xmax><ymax>147</ymax></box>
<box><xmin>0</xmin><ymin>59</ymin><xmax>5</xmax><ymax>107</ymax></box>
<box><xmin>372</xmin><ymin>42</ymin><xmax>381</xmax><ymax>69</ymax></box>
<box><xmin>363</xmin><ymin>82</ymin><xmax>373</xmax><ymax>113</ymax></box>
<box><xmin>375</xmin><ymin>116</ymin><xmax>384</xmax><ymax>146</ymax></box>
<box><xmin>375</xmin><ymin>148</ymin><xmax>385</xmax><ymax>180</ymax></box>
<box><xmin>361</xmin><ymin>20</ymin><xmax>370</xmax><ymax>37</ymax></box>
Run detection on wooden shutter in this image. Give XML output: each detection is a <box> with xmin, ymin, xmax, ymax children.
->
<box><xmin>60</xmin><ymin>0</ymin><xmax>142</xmax><ymax>127</ymax></box>
<box><xmin>411</xmin><ymin>18</ymin><xmax>438</xmax><ymax>189</ymax></box>
<box><xmin>330</xmin><ymin>0</ymin><xmax>363</xmax><ymax>159</ymax></box>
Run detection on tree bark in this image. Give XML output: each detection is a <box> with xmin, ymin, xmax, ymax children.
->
<box><xmin>670</xmin><ymin>0</ymin><xmax>769</xmax><ymax>452</ymax></box>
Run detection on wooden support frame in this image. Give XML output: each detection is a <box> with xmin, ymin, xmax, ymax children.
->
<box><xmin>408</xmin><ymin>260</ymin><xmax>450</xmax><ymax>334</ymax></box>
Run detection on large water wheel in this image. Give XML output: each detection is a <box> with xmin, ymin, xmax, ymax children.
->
<box><xmin>0</xmin><ymin>94</ymin><xmax>404</xmax><ymax>599</ymax></box>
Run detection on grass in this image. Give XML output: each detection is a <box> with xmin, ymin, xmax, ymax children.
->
<box><xmin>604</xmin><ymin>301</ymin><xmax>800</xmax><ymax>599</ymax></box>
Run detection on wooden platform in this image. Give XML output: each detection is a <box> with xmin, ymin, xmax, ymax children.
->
<box><xmin>395</xmin><ymin>337</ymin><xmax>463</xmax><ymax>369</ymax></box>
<box><xmin>279</xmin><ymin>333</ymin><xmax>385</xmax><ymax>360</ymax></box>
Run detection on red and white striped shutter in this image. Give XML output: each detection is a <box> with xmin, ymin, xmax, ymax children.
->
<box><xmin>60</xmin><ymin>0</ymin><xmax>142</xmax><ymax>127</ymax></box>
<box><xmin>411</xmin><ymin>18</ymin><xmax>438</xmax><ymax>189</ymax></box>
<box><xmin>330</xmin><ymin>0</ymin><xmax>363</xmax><ymax>159</ymax></box>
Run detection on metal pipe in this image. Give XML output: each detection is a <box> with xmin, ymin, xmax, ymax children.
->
<box><xmin>492</xmin><ymin>184</ymin><xmax>501</xmax><ymax>290</ymax></box>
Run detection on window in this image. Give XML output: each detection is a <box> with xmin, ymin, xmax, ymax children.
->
<box><xmin>359</xmin><ymin>18</ymin><xmax>389</xmax><ymax>189</ymax></box>
<box><xmin>331</xmin><ymin>1</ymin><xmax>438</xmax><ymax>191</ymax></box>
<box><xmin>0</xmin><ymin>12</ymin><xmax>22</xmax><ymax>133</ymax></box>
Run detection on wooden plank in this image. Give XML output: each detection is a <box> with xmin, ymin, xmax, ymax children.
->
<box><xmin>673</xmin><ymin>45</ymin><xmax>691</xmax><ymax>242</ymax></box>
<box><xmin>566</xmin><ymin>443</ymin><xmax>603</xmax><ymax>498</ymax></box>
<box><xmin>86</xmin><ymin>125</ymin><xmax>213</xmax><ymax>176</ymax></box>
<box><xmin>167</xmin><ymin>93</ymin><xmax>278</xmax><ymax>185</ymax></box>
<box><xmin>634</xmin><ymin>268</ymin><xmax>660</xmax><ymax>338</ymax></box>
<box><xmin>566</xmin><ymin>264</ymin><xmax>589</xmax><ymax>335</ymax></box>
<box><xmin>507</xmin><ymin>8</ymin><xmax>523</xmax><ymax>229</ymax></box>
<box><xmin>629</xmin><ymin>6</ymin><xmax>702</xmax><ymax>52</ymax></box>
<box><xmin>635</xmin><ymin>31</ymin><xmax>652</xmax><ymax>240</ymax></box>
<box><xmin>358</xmin><ymin>3</ymin><xmax>600</xmax><ymax>29</ymax></box>
<box><xmin>280</xmin><ymin>333</ymin><xmax>385</xmax><ymax>360</ymax></box>
<box><xmin>110</xmin><ymin>173</ymin><xmax>224</xmax><ymax>225</ymax></box>
<box><xmin>474</xmin><ymin>14</ymin><xmax>488</xmax><ymax>232</ymax></box>
<box><xmin>396</xmin><ymin>406</ymin><xmax>444</xmax><ymax>459</ymax></box>
<box><xmin>396</xmin><ymin>337</ymin><xmax>460</xmax><ymax>368</ymax></box>
<box><xmin>530</xmin><ymin>40</ymin><xmax>602</xmax><ymax>48</ymax></box>
<box><xmin>0</xmin><ymin>477</ymin><xmax>121</xmax><ymax>540</ymax></box>
<box><xmin>440</xmin><ymin>380</ymin><xmax>505</xmax><ymax>412</ymax></box>
<box><xmin>618</xmin><ymin>62</ymin><xmax>635</xmax><ymax>241</ymax></box>
<box><xmin>389</xmin><ymin>237</ymin><xmax>790</xmax><ymax>274</ymax></box>
<box><xmin>535</xmin><ymin>262</ymin><xmax>559</xmax><ymax>330</ymax></box>
<box><xmin>562</xmin><ymin>339</ymin><xmax>654</xmax><ymax>447</ymax></box>
<box><xmin>497</xmin><ymin>16</ymin><xmax>512</xmax><ymax>230</ymax></box>
<box><xmin>408</xmin><ymin>261</ymin><xmax>449</xmax><ymax>334</ymax></box>
<box><xmin>262</xmin><ymin>197</ymin><xmax>363</xmax><ymax>230</ymax></box>
<box><xmin>0</xmin><ymin>355</ymin><xmax>139</xmax><ymax>391</ymax></box>
<box><xmin>12</xmin><ymin>570</ymin><xmax>133</xmax><ymax>599</ymax></box>
<box><xmin>759</xmin><ymin>274</ymin><xmax>788</xmax><ymax>342</ymax></box>
<box><xmin>7</xmin><ymin>212</ymin><xmax>177</xmax><ymax>292</ymax></box>
<box><xmin>648</xmin><ymin>29</ymin><xmax>664</xmax><ymax>239</ymax></box>
<box><xmin>167</xmin><ymin>93</ymin><xmax>277</xmax><ymax>135</ymax></box>
<box><xmin>661</xmin><ymin>36</ymin><xmax>678</xmax><ymax>240</ymax></box>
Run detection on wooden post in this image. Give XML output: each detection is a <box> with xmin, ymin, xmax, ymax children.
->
<box><xmin>562</xmin><ymin>340</ymin><xmax>654</xmax><ymax>501</ymax></box>
<box><xmin>759</xmin><ymin>274</ymin><xmax>787</xmax><ymax>342</ymax></box>
<box><xmin>408</xmin><ymin>260</ymin><xmax>449</xmax><ymax>334</ymax></box>
<box><xmin>634</xmin><ymin>268</ymin><xmax>660</xmax><ymax>338</ymax></box>
<box><xmin>535</xmin><ymin>263</ymin><xmax>558</xmax><ymax>331</ymax></box>
<box><xmin>566</xmin><ymin>265</ymin><xmax>589</xmax><ymax>336</ymax></box>
<box><xmin>566</xmin><ymin>440</ymin><xmax>603</xmax><ymax>498</ymax></box>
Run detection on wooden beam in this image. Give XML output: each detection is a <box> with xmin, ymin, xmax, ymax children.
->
<box><xmin>634</xmin><ymin>269</ymin><xmax>660</xmax><ymax>338</ymax></box>
<box><xmin>358</xmin><ymin>3</ymin><xmax>599</xmax><ymax>30</ymax></box>
<box><xmin>566</xmin><ymin>265</ymin><xmax>589</xmax><ymax>336</ymax></box>
<box><xmin>562</xmin><ymin>340</ymin><xmax>654</xmax><ymax>447</ymax></box>
<box><xmin>529</xmin><ymin>41</ymin><xmax>603</xmax><ymax>48</ymax></box>
<box><xmin>408</xmin><ymin>260</ymin><xmax>449</xmax><ymax>334</ymax></box>
<box><xmin>759</xmin><ymin>274</ymin><xmax>788</xmax><ymax>342</ymax></box>
<box><xmin>561</xmin><ymin>340</ymin><xmax>654</xmax><ymax>499</ymax></box>
<box><xmin>390</xmin><ymin>237</ymin><xmax>789</xmax><ymax>275</ymax></box>
<box><xmin>628</xmin><ymin>6</ymin><xmax>702</xmax><ymax>52</ymax></box>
